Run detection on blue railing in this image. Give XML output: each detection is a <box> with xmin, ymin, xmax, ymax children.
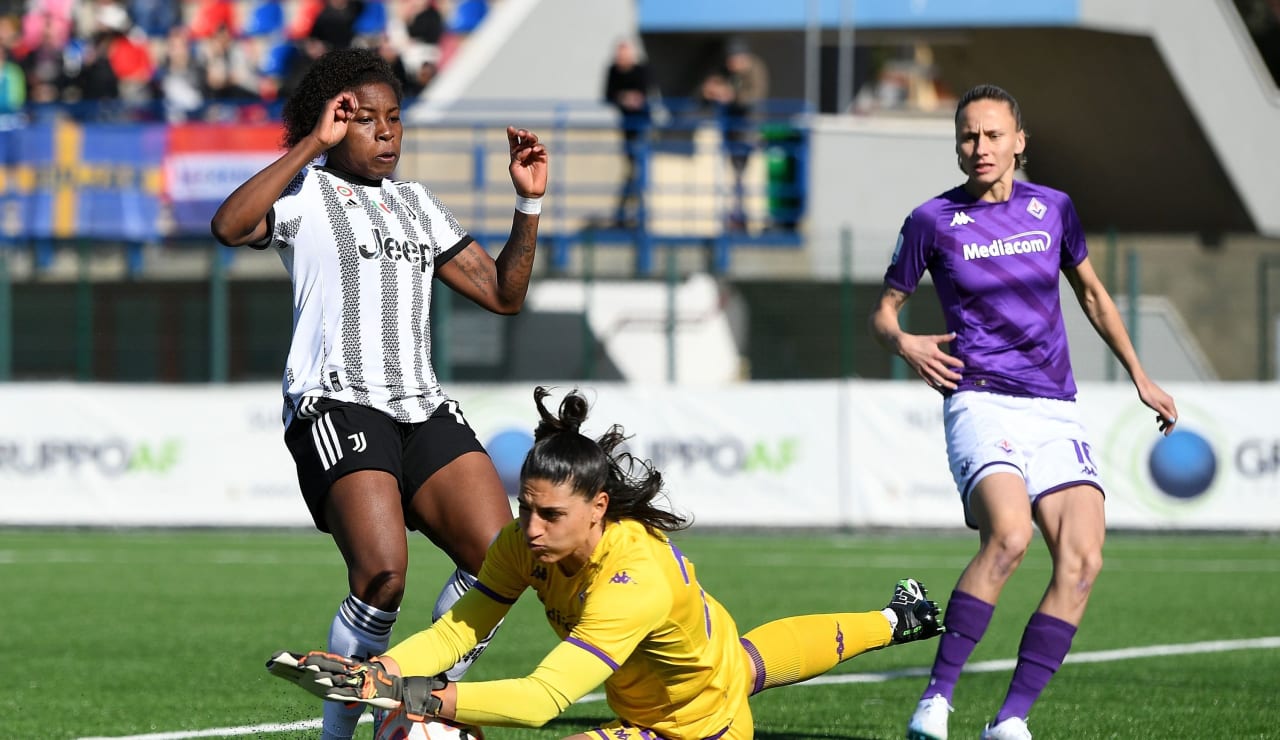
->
<box><xmin>401</xmin><ymin>97</ymin><xmax>810</xmax><ymax>273</ymax></box>
<box><xmin>0</xmin><ymin>97</ymin><xmax>810</xmax><ymax>276</ymax></box>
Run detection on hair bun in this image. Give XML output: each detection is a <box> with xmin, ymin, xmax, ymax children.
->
<box><xmin>531</xmin><ymin>386</ymin><xmax>590</xmax><ymax>439</ymax></box>
<box><xmin>558</xmin><ymin>392</ymin><xmax>589</xmax><ymax>433</ymax></box>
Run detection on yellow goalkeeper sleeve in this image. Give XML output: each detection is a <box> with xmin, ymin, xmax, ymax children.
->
<box><xmin>451</xmin><ymin>639</ymin><xmax>614</xmax><ymax>727</ymax></box>
<box><xmin>383</xmin><ymin>587</ymin><xmax>512</xmax><ymax>678</ymax></box>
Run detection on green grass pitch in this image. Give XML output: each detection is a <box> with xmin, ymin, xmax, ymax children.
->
<box><xmin>3</xmin><ymin>529</ymin><xmax>1277</xmax><ymax>739</ymax></box>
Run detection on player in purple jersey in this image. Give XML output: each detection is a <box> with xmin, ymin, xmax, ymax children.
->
<box><xmin>869</xmin><ymin>84</ymin><xmax>1178</xmax><ymax>740</ymax></box>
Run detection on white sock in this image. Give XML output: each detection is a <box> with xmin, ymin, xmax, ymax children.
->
<box><xmin>321</xmin><ymin>593</ymin><xmax>399</xmax><ymax>740</ymax></box>
<box><xmin>433</xmin><ymin>568</ymin><xmax>503</xmax><ymax>682</ymax></box>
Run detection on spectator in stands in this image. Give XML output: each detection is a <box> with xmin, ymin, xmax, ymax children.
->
<box><xmin>870</xmin><ymin>84</ymin><xmax>1179</xmax><ymax>740</ymax></box>
<box><xmin>71</xmin><ymin>31</ymin><xmax>120</xmax><ymax>103</ymax></box>
<box><xmin>210</xmin><ymin>46</ymin><xmax>548</xmax><ymax>740</ymax></box>
<box><xmin>20</xmin><ymin>0</ymin><xmax>73</xmax><ymax>53</ymax></box>
<box><xmin>0</xmin><ymin>13</ymin><xmax>17</xmax><ymax>51</ymax></box>
<box><xmin>156</xmin><ymin>27</ymin><xmax>203</xmax><ymax>121</ymax></box>
<box><xmin>308</xmin><ymin>0</ymin><xmax>363</xmax><ymax>51</ymax></box>
<box><xmin>406</xmin><ymin>0</ymin><xmax>443</xmax><ymax>46</ymax></box>
<box><xmin>197</xmin><ymin>23</ymin><xmax>258</xmax><ymax>102</ymax></box>
<box><xmin>401</xmin><ymin>0</ymin><xmax>443</xmax><ymax>80</ymax></box>
<box><xmin>603</xmin><ymin>38</ymin><xmax>653</xmax><ymax>229</ymax></box>
<box><xmin>701</xmin><ymin>37</ymin><xmax>768</xmax><ymax>232</ymax></box>
<box><xmin>21</xmin><ymin>17</ymin><xmax>69</xmax><ymax>104</ymax></box>
<box><xmin>0</xmin><ymin>43</ymin><xmax>26</xmax><ymax>113</ymax></box>
<box><xmin>95</xmin><ymin>4</ymin><xmax>155</xmax><ymax>105</ymax></box>
<box><xmin>88</xmin><ymin>0</ymin><xmax>131</xmax><ymax>35</ymax></box>
<box><xmin>265</xmin><ymin>387</ymin><xmax>944</xmax><ymax>736</ymax></box>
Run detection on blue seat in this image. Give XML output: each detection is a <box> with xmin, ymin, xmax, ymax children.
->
<box><xmin>449</xmin><ymin>0</ymin><xmax>488</xmax><ymax>33</ymax></box>
<box><xmin>244</xmin><ymin>1</ymin><xmax>285</xmax><ymax>37</ymax></box>
<box><xmin>261</xmin><ymin>41</ymin><xmax>296</xmax><ymax>77</ymax></box>
<box><xmin>354</xmin><ymin>1</ymin><xmax>388</xmax><ymax>35</ymax></box>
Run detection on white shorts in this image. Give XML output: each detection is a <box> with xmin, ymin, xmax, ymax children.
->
<box><xmin>944</xmin><ymin>391</ymin><xmax>1104</xmax><ymax>529</ymax></box>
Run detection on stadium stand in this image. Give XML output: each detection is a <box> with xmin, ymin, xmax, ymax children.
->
<box><xmin>0</xmin><ymin>0</ymin><xmax>1277</xmax><ymax>385</ymax></box>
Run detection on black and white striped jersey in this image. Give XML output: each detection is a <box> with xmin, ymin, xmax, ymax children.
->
<box><xmin>269</xmin><ymin>164</ymin><xmax>473</xmax><ymax>427</ymax></box>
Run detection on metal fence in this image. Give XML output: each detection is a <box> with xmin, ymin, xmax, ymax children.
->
<box><xmin>0</xmin><ymin>98</ymin><xmax>815</xmax><ymax>382</ymax></box>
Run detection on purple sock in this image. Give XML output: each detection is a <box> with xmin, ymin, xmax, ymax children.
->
<box><xmin>995</xmin><ymin>612</ymin><xmax>1077</xmax><ymax>723</ymax></box>
<box><xmin>921</xmin><ymin>590</ymin><xmax>994</xmax><ymax>703</ymax></box>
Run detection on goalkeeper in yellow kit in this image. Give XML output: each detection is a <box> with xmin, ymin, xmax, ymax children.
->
<box><xmin>269</xmin><ymin>387</ymin><xmax>944</xmax><ymax>739</ymax></box>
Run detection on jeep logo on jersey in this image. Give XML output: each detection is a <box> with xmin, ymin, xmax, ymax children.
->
<box><xmin>357</xmin><ymin>228</ymin><xmax>429</xmax><ymax>272</ymax></box>
<box><xmin>962</xmin><ymin>230</ymin><xmax>1051</xmax><ymax>261</ymax></box>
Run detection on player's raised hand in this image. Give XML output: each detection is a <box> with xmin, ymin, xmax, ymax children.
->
<box><xmin>310</xmin><ymin>91</ymin><xmax>359</xmax><ymax>150</ymax></box>
<box><xmin>898</xmin><ymin>331</ymin><xmax>964</xmax><ymax>392</ymax></box>
<box><xmin>507</xmin><ymin>126</ymin><xmax>548</xmax><ymax>199</ymax></box>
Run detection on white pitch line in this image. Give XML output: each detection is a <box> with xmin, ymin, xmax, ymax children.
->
<box><xmin>797</xmin><ymin>635</ymin><xmax>1280</xmax><ymax>687</ymax></box>
<box><xmin>7</xmin><ymin>549</ymin><xmax>1280</xmax><ymax>572</ymax></box>
<box><xmin>78</xmin><ymin>636</ymin><xmax>1280</xmax><ymax>740</ymax></box>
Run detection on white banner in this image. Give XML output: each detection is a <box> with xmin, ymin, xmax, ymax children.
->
<box><xmin>843</xmin><ymin>382</ymin><xmax>1280</xmax><ymax>530</ymax></box>
<box><xmin>0</xmin><ymin>383</ymin><xmax>300</xmax><ymax>526</ymax></box>
<box><xmin>455</xmin><ymin>383</ymin><xmax>844</xmax><ymax>527</ymax></box>
<box><xmin>1</xmin><ymin>382</ymin><xmax>1277</xmax><ymax>529</ymax></box>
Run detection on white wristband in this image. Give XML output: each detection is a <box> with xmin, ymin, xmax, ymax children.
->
<box><xmin>515</xmin><ymin>195</ymin><xmax>543</xmax><ymax>215</ymax></box>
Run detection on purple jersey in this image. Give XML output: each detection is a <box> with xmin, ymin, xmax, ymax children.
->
<box><xmin>884</xmin><ymin>181</ymin><xmax>1088</xmax><ymax>400</ymax></box>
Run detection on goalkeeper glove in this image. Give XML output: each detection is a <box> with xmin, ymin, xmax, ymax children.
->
<box><xmin>266</xmin><ymin>650</ymin><xmax>447</xmax><ymax>720</ymax></box>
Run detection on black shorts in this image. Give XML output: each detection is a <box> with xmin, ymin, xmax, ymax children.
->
<box><xmin>283</xmin><ymin>398</ymin><xmax>488</xmax><ymax>532</ymax></box>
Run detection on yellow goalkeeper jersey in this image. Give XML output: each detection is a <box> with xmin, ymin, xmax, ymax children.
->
<box><xmin>386</xmin><ymin>518</ymin><xmax>751</xmax><ymax>737</ymax></box>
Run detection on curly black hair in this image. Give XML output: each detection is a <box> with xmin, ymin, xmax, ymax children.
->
<box><xmin>281</xmin><ymin>47</ymin><xmax>404</xmax><ymax>149</ymax></box>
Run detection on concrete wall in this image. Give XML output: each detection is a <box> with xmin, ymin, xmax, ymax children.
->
<box><xmin>409</xmin><ymin>0</ymin><xmax>638</xmax><ymax>120</ymax></box>
<box><xmin>1080</xmin><ymin>0</ymin><xmax>1280</xmax><ymax>235</ymax></box>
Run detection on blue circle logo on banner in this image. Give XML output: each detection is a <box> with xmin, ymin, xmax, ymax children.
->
<box><xmin>1147</xmin><ymin>429</ymin><xmax>1217</xmax><ymax>500</ymax></box>
<box><xmin>486</xmin><ymin>429</ymin><xmax>534</xmax><ymax>498</ymax></box>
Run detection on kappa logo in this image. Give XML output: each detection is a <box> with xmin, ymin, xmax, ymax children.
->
<box><xmin>531</xmin><ymin>564</ymin><xmax>548</xmax><ymax>581</ymax></box>
<box><xmin>949</xmin><ymin>211</ymin><xmax>975</xmax><ymax>227</ymax></box>
<box><xmin>1027</xmin><ymin>197</ymin><xmax>1047</xmax><ymax>220</ymax></box>
<box><xmin>348</xmin><ymin>432</ymin><xmax>368</xmax><ymax>453</ymax></box>
<box><xmin>609</xmin><ymin>571</ymin><xmax>634</xmax><ymax>585</ymax></box>
<box><xmin>997</xmin><ymin>439</ymin><xmax>1015</xmax><ymax>455</ymax></box>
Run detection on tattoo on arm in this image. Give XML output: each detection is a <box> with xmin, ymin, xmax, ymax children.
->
<box><xmin>452</xmin><ymin>246</ymin><xmax>493</xmax><ymax>294</ymax></box>
<box><xmin>880</xmin><ymin>286</ymin><xmax>910</xmax><ymax>310</ymax></box>
<box><xmin>495</xmin><ymin>214</ymin><xmax>538</xmax><ymax>302</ymax></box>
